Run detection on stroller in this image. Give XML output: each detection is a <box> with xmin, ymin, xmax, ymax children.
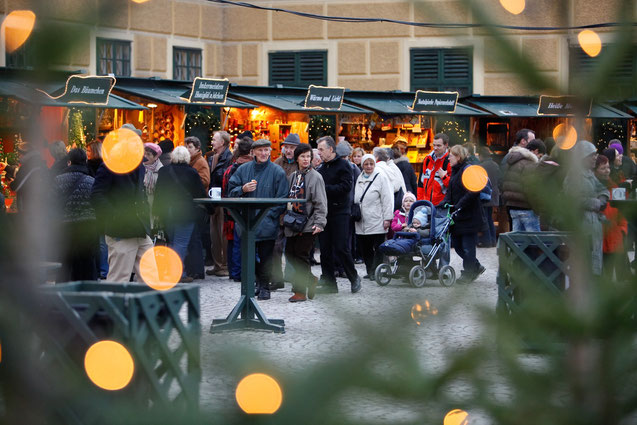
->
<box><xmin>375</xmin><ymin>200</ymin><xmax>457</xmax><ymax>287</ymax></box>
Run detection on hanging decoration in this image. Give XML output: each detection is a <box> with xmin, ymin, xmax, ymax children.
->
<box><xmin>307</xmin><ymin>115</ymin><xmax>335</xmax><ymax>147</ymax></box>
<box><xmin>596</xmin><ymin>120</ymin><xmax>625</xmax><ymax>149</ymax></box>
<box><xmin>184</xmin><ymin>110</ymin><xmax>221</xmax><ymax>144</ymax></box>
<box><xmin>68</xmin><ymin>109</ymin><xmax>86</xmax><ymax>149</ymax></box>
<box><xmin>438</xmin><ymin>119</ymin><xmax>469</xmax><ymax>145</ymax></box>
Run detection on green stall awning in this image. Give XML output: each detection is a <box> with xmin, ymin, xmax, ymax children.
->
<box><xmin>229</xmin><ymin>85</ymin><xmax>372</xmax><ymax>114</ymax></box>
<box><xmin>467</xmin><ymin>96</ymin><xmax>632</xmax><ymax>119</ymax></box>
<box><xmin>344</xmin><ymin>90</ymin><xmax>489</xmax><ymax>116</ymax></box>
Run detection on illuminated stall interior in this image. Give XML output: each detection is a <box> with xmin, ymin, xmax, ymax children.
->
<box><xmin>228</xmin><ymin>86</ymin><xmax>371</xmax><ymax>159</ymax></box>
<box><xmin>615</xmin><ymin>99</ymin><xmax>637</xmax><ymax>162</ymax></box>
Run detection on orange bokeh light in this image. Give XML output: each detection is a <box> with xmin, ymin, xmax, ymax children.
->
<box><xmin>411</xmin><ymin>300</ymin><xmax>438</xmax><ymax>325</ymax></box>
<box><xmin>102</xmin><ymin>128</ymin><xmax>144</xmax><ymax>174</ymax></box>
<box><xmin>2</xmin><ymin>10</ymin><xmax>36</xmax><ymax>54</ymax></box>
<box><xmin>578</xmin><ymin>30</ymin><xmax>602</xmax><ymax>57</ymax></box>
<box><xmin>131</xmin><ymin>0</ymin><xmax>151</xmax><ymax>3</ymax></box>
<box><xmin>236</xmin><ymin>373</ymin><xmax>283</xmax><ymax>414</ymax></box>
<box><xmin>84</xmin><ymin>341</ymin><xmax>134</xmax><ymax>391</ymax></box>
<box><xmin>444</xmin><ymin>409</ymin><xmax>469</xmax><ymax>425</ymax></box>
<box><xmin>499</xmin><ymin>0</ymin><xmax>525</xmax><ymax>15</ymax></box>
<box><xmin>139</xmin><ymin>246</ymin><xmax>182</xmax><ymax>291</ymax></box>
<box><xmin>462</xmin><ymin>165</ymin><xmax>488</xmax><ymax>192</ymax></box>
<box><xmin>553</xmin><ymin>123</ymin><xmax>578</xmax><ymax>150</ymax></box>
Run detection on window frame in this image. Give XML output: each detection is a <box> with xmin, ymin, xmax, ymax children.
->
<box><xmin>410</xmin><ymin>47</ymin><xmax>473</xmax><ymax>96</ymax></box>
<box><xmin>96</xmin><ymin>37</ymin><xmax>132</xmax><ymax>77</ymax></box>
<box><xmin>173</xmin><ymin>47</ymin><xmax>203</xmax><ymax>82</ymax></box>
<box><xmin>268</xmin><ymin>50</ymin><xmax>327</xmax><ymax>87</ymax></box>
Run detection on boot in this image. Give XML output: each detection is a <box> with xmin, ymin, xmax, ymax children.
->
<box><xmin>257</xmin><ymin>286</ymin><xmax>271</xmax><ymax>300</ymax></box>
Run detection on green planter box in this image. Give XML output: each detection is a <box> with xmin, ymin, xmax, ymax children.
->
<box><xmin>37</xmin><ymin>282</ymin><xmax>200</xmax><ymax>419</ymax></box>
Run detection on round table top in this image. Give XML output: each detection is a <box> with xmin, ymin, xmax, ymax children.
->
<box><xmin>194</xmin><ymin>197</ymin><xmax>305</xmax><ymax>207</ymax></box>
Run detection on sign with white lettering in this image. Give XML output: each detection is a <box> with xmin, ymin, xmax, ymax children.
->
<box><xmin>54</xmin><ymin>75</ymin><xmax>115</xmax><ymax>105</ymax></box>
<box><xmin>304</xmin><ymin>85</ymin><xmax>345</xmax><ymax>110</ymax></box>
<box><xmin>411</xmin><ymin>91</ymin><xmax>458</xmax><ymax>113</ymax></box>
<box><xmin>188</xmin><ymin>78</ymin><xmax>229</xmax><ymax>104</ymax></box>
<box><xmin>537</xmin><ymin>95</ymin><xmax>592</xmax><ymax>116</ymax></box>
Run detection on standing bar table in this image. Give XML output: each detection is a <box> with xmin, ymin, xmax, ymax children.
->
<box><xmin>195</xmin><ymin>197</ymin><xmax>304</xmax><ymax>333</ymax></box>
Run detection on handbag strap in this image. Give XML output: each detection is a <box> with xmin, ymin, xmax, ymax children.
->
<box><xmin>358</xmin><ymin>173</ymin><xmax>379</xmax><ymax>204</ymax></box>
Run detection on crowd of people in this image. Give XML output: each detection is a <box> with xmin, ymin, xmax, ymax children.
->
<box><xmin>3</xmin><ymin>124</ymin><xmax>635</xmax><ymax>298</ymax></box>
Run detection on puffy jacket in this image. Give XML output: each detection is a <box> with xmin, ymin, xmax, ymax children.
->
<box><xmin>354</xmin><ymin>169</ymin><xmax>394</xmax><ymax>235</ymax></box>
<box><xmin>53</xmin><ymin>165</ymin><xmax>96</xmax><ymax>223</ymax></box>
<box><xmin>227</xmin><ymin>160</ymin><xmax>288</xmax><ymax>241</ymax></box>
<box><xmin>391</xmin><ymin>209</ymin><xmax>408</xmax><ymax>232</ymax></box>
<box><xmin>501</xmin><ymin>146</ymin><xmax>538</xmax><ymax>209</ymax></box>
<box><xmin>284</xmin><ymin>168</ymin><xmax>328</xmax><ymax>237</ymax></box>
<box><xmin>441</xmin><ymin>162</ymin><xmax>485</xmax><ymax>236</ymax></box>
<box><xmin>417</xmin><ymin>151</ymin><xmax>451</xmax><ymax>205</ymax></box>
<box><xmin>317</xmin><ymin>156</ymin><xmax>353</xmax><ymax>216</ymax></box>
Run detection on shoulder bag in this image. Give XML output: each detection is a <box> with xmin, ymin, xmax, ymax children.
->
<box><xmin>352</xmin><ymin>174</ymin><xmax>379</xmax><ymax>222</ymax></box>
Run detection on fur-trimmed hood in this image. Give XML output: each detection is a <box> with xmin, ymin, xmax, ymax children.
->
<box><xmin>507</xmin><ymin>146</ymin><xmax>538</xmax><ymax>166</ymax></box>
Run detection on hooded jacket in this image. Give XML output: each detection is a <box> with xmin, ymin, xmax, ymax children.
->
<box><xmin>354</xmin><ymin>168</ymin><xmax>394</xmax><ymax>235</ymax></box>
<box><xmin>417</xmin><ymin>150</ymin><xmax>451</xmax><ymax>205</ymax></box>
<box><xmin>501</xmin><ymin>146</ymin><xmax>538</xmax><ymax>209</ymax></box>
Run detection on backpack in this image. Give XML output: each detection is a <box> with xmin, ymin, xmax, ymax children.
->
<box><xmin>479</xmin><ymin>178</ymin><xmax>493</xmax><ymax>203</ymax></box>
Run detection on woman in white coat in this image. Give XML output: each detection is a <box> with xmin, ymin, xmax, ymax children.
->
<box><xmin>354</xmin><ymin>154</ymin><xmax>394</xmax><ymax>281</ymax></box>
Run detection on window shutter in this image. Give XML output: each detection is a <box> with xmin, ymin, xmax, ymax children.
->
<box><xmin>269</xmin><ymin>51</ymin><xmax>327</xmax><ymax>87</ymax></box>
<box><xmin>443</xmin><ymin>49</ymin><xmax>471</xmax><ymax>81</ymax></box>
<box><xmin>411</xmin><ymin>47</ymin><xmax>472</xmax><ymax>95</ymax></box>
<box><xmin>298</xmin><ymin>51</ymin><xmax>327</xmax><ymax>86</ymax></box>
<box><xmin>411</xmin><ymin>49</ymin><xmax>439</xmax><ymax>82</ymax></box>
<box><xmin>270</xmin><ymin>52</ymin><xmax>297</xmax><ymax>86</ymax></box>
<box><xmin>569</xmin><ymin>45</ymin><xmax>636</xmax><ymax>96</ymax></box>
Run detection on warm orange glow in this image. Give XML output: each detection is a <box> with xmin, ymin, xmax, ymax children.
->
<box><xmin>131</xmin><ymin>0</ymin><xmax>151</xmax><ymax>3</ymax></box>
<box><xmin>578</xmin><ymin>30</ymin><xmax>602</xmax><ymax>57</ymax></box>
<box><xmin>102</xmin><ymin>128</ymin><xmax>144</xmax><ymax>174</ymax></box>
<box><xmin>499</xmin><ymin>0</ymin><xmax>525</xmax><ymax>15</ymax></box>
<box><xmin>2</xmin><ymin>10</ymin><xmax>36</xmax><ymax>54</ymax></box>
<box><xmin>462</xmin><ymin>165</ymin><xmax>488</xmax><ymax>192</ymax></box>
<box><xmin>411</xmin><ymin>301</ymin><xmax>438</xmax><ymax>325</ymax></box>
<box><xmin>84</xmin><ymin>341</ymin><xmax>134</xmax><ymax>391</ymax></box>
<box><xmin>139</xmin><ymin>246</ymin><xmax>182</xmax><ymax>291</ymax></box>
<box><xmin>236</xmin><ymin>373</ymin><xmax>283</xmax><ymax>414</ymax></box>
<box><xmin>553</xmin><ymin>123</ymin><xmax>578</xmax><ymax>150</ymax></box>
<box><xmin>444</xmin><ymin>409</ymin><xmax>469</xmax><ymax>425</ymax></box>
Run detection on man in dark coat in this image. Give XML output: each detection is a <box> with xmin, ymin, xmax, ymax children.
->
<box><xmin>316</xmin><ymin>136</ymin><xmax>362</xmax><ymax>294</ymax></box>
<box><xmin>91</xmin><ymin>161</ymin><xmax>153</xmax><ymax>283</ymax></box>
<box><xmin>478</xmin><ymin>146</ymin><xmax>500</xmax><ymax>247</ymax></box>
<box><xmin>501</xmin><ymin>145</ymin><xmax>540</xmax><ymax>231</ymax></box>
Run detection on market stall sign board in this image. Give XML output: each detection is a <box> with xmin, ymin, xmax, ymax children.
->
<box><xmin>304</xmin><ymin>85</ymin><xmax>345</xmax><ymax>110</ymax></box>
<box><xmin>538</xmin><ymin>95</ymin><xmax>592</xmax><ymax>116</ymax></box>
<box><xmin>411</xmin><ymin>91</ymin><xmax>458</xmax><ymax>113</ymax></box>
<box><xmin>47</xmin><ymin>75</ymin><xmax>115</xmax><ymax>105</ymax></box>
<box><xmin>189</xmin><ymin>78</ymin><xmax>229</xmax><ymax>104</ymax></box>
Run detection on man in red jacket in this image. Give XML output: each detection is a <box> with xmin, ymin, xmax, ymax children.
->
<box><xmin>417</xmin><ymin>133</ymin><xmax>451</xmax><ymax>205</ymax></box>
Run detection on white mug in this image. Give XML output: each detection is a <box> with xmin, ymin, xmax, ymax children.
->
<box><xmin>208</xmin><ymin>187</ymin><xmax>221</xmax><ymax>199</ymax></box>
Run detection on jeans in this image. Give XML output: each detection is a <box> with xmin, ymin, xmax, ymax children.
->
<box><xmin>185</xmin><ymin>219</ymin><xmax>205</xmax><ymax>278</ymax></box>
<box><xmin>228</xmin><ymin>227</ymin><xmax>242</xmax><ymax>280</ymax></box>
<box><xmin>451</xmin><ymin>232</ymin><xmax>481</xmax><ymax>275</ymax></box>
<box><xmin>166</xmin><ymin>222</ymin><xmax>195</xmax><ymax>277</ymax></box>
<box><xmin>510</xmin><ymin>209</ymin><xmax>541</xmax><ymax>232</ymax></box>
<box><xmin>98</xmin><ymin>234</ymin><xmax>109</xmax><ymax>278</ymax></box>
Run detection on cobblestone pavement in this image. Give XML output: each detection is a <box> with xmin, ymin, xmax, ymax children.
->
<box><xmin>197</xmin><ymin>246</ymin><xmax>500</xmax><ymax>422</ymax></box>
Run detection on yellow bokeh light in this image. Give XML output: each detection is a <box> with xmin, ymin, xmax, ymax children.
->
<box><xmin>553</xmin><ymin>123</ymin><xmax>578</xmax><ymax>150</ymax></box>
<box><xmin>499</xmin><ymin>0</ymin><xmax>525</xmax><ymax>15</ymax></box>
<box><xmin>102</xmin><ymin>128</ymin><xmax>144</xmax><ymax>174</ymax></box>
<box><xmin>2</xmin><ymin>10</ymin><xmax>36</xmax><ymax>54</ymax></box>
<box><xmin>131</xmin><ymin>0</ymin><xmax>151</xmax><ymax>3</ymax></box>
<box><xmin>578</xmin><ymin>30</ymin><xmax>602</xmax><ymax>57</ymax></box>
<box><xmin>84</xmin><ymin>341</ymin><xmax>134</xmax><ymax>391</ymax></box>
<box><xmin>236</xmin><ymin>373</ymin><xmax>283</xmax><ymax>414</ymax></box>
<box><xmin>411</xmin><ymin>300</ymin><xmax>438</xmax><ymax>325</ymax></box>
<box><xmin>462</xmin><ymin>165</ymin><xmax>488</xmax><ymax>192</ymax></box>
<box><xmin>444</xmin><ymin>409</ymin><xmax>470</xmax><ymax>425</ymax></box>
<box><xmin>139</xmin><ymin>246</ymin><xmax>182</xmax><ymax>291</ymax></box>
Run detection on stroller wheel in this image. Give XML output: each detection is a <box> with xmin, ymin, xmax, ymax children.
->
<box><xmin>374</xmin><ymin>264</ymin><xmax>392</xmax><ymax>286</ymax></box>
<box><xmin>439</xmin><ymin>265</ymin><xmax>456</xmax><ymax>287</ymax></box>
<box><xmin>409</xmin><ymin>266</ymin><xmax>427</xmax><ymax>288</ymax></box>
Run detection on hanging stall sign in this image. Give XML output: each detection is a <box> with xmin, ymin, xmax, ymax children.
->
<box><xmin>45</xmin><ymin>75</ymin><xmax>115</xmax><ymax>105</ymax></box>
<box><xmin>188</xmin><ymin>78</ymin><xmax>229</xmax><ymax>104</ymax></box>
<box><xmin>537</xmin><ymin>95</ymin><xmax>592</xmax><ymax>116</ymax></box>
<box><xmin>304</xmin><ymin>85</ymin><xmax>345</xmax><ymax>110</ymax></box>
<box><xmin>411</xmin><ymin>91</ymin><xmax>458</xmax><ymax>113</ymax></box>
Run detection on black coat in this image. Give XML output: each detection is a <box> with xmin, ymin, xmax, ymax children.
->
<box><xmin>90</xmin><ymin>164</ymin><xmax>151</xmax><ymax>238</ymax></box>
<box><xmin>54</xmin><ymin>164</ymin><xmax>96</xmax><ymax>223</ymax></box>
<box><xmin>209</xmin><ymin>147</ymin><xmax>233</xmax><ymax>189</ymax></box>
<box><xmin>317</xmin><ymin>156</ymin><xmax>353</xmax><ymax>216</ymax></box>
<box><xmin>441</xmin><ymin>162</ymin><xmax>485</xmax><ymax>235</ymax></box>
<box><xmin>394</xmin><ymin>157</ymin><xmax>417</xmax><ymax>195</ymax></box>
<box><xmin>153</xmin><ymin>163</ymin><xmax>206</xmax><ymax>226</ymax></box>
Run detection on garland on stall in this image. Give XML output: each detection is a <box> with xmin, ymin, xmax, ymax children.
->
<box><xmin>68</xmin><ymin>109</ymin><xmax>86</xmax><ymax>149</ymax></box>
<box><xmin>307</xmin><ymin>115</ymin><xmax>335</xmax><ymax>146</ymax></box>
<box><xmin>596</xmin><ymin>120</ymin><xmax>625</xmax><ymax>149</ymax></box>
<box><xmin>438</xmin><ymin>119</ymin><xmax>469</xmax><ymax>145</ymax></box>
<box><xmin>185</xmin><ymin>111</ymin><xmax>221</xmax><ymax>144</ymax></box>
<box><xmin>0</xmin><ymin>138</ymin><xmax>18</xmax><ymax>165</ymax></box>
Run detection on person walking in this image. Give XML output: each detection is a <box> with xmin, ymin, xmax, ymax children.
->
<box><xmin>316</xmin><ymin>136</ymin><xmax>362</xmax><ymax>294</ymax></box>
<box><xmin>285</xmin><ymin>143</ymin><xmax>327</xmax><ymax>302</ymax></box>
<box><xmin>441</xmin><ymin>145</ymin><xmax>486</xmax><ymax>284</ymax></box>
<box><xmin>417</xmin><ymin>133</ymin><xmax>452</xmax><ymax>205</ymax></box>
<box><xmin>373</xmin><ymin>147</ymin><xmax>406</xmax><ymax>211</ymax></box>
<box><xmin>227</xmin><ymin>139</ymin><xmax>288</xmax><ymax>300</ymax></box>
<box><xmin>354</xmin><ymin>154</ymin><xmax>394</xmax><ymax>281</ymax></box>
<box><xmin>478</xmin><ymin>146</ymin><xmax>500</xmax><ymax>247</ymax></box>
<box><xmin>142</xmin><ymin>143</ymin><xmax>163</xmax><ymax>228</ymax></box>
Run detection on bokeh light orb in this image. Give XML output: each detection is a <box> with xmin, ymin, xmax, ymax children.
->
<box><xmin>236</xmin><ymin>373</ymin><xmax>283</xmax><ymax>414</ymax></box>
<box><xmin>2</xmin><ymin>10</ymin><xmax>36</xmax><ymax>54</ymax></box>
<box><xmin>444</xmin><ymin>409</ymin><xmax>470</xmax><ymax>425</ymax></box>
<box><xmin>553</xmin><ymin>123</ymin><xmax>578</xmax><ymax>150</ymax></box>
<box><xmin>499</xmin><ymin>0</ymin><xmax>525</xmax><ymax>15</ymax></box>
<box><xmin>102</xmin><ymin>128</ymin><xmax>144</xmax><ymax>174</ymax></box>
<box><xmin>578</xmin><ymin>30</ymin><xmax>602</xmax><ymax>57</ymax></box>
<box><xmin>411</xmin><ymin>300</ymin><xmax>438</xmax><ymax>325</ymax></box>
<box><xmin>139</xmin><ymin>246</ymin><xmax>182</xmax><ymax>291</ymax></box>
<box><xmin>462</xmin><ymin>165</ymin><xmax>488</xmax><ymax>192</ymax></box>
<box><xmin>84</xmin><ymin>341</ymin><xmax>134</xmax><ymax>391</ymax></box>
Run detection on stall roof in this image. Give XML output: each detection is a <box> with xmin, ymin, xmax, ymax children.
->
<box><xmin>228</xmin><ymin>85</ymin><xmax>373</xmax><ymax>114</ymax></box>
<box><xmin>114</xmin><ymin>77</ymin><xmax>256</xmax><ymax>108</ymax></box>
<box><xmin>466</xmin><ymin>95</ymin><xmax>632</xmax><ymax>119</ymax></box>
<box><xmin>344</xmin><ymin>90</ymin><xmax>489</xmax><ymax>116</ymax></box>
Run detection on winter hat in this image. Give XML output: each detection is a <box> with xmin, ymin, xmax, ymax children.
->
<box><xmin>573</xmin><ymin>140</ymin><xmax>597</xmax><ymax>160</ymax></box>
<box><xmin>602</xmin><ymin>148</ymin><xmax>617</xmax><ymax>164</ymax></box>
<box><xmin>144</xmin><ymin>142</ymin><xmax>162</xmax><ymax>156</ymax></box>
<box><xmin>158</xmin><ymin>139</ymin><xmax>174</xmax><ymax>154</ymax></box>
<box><xmin>609</xmin><ymin>140</ymin><xmax>623</xmax><ymax>155</ymax></box>
<box><xmin>335</xmin><ymin>140</ymin><xmax>352</xmax><ymax>157</ymax></box>
<box><xmin>121</xmin><ymin>123</ymin><xmax>142</xmax><ymax>136</ymax></box>
<box><xmin>238</xmin><ymin>130</ymin><xmax>254</xmax><ymax>140</ymax></box>
<box><xmin>402</xmin><ymin>191</ymin><xmax>416</xmax><ymax>204</ymax></box>
<box><xmin>282</xmin><ymin>133</ymin><xmax>301</xmax><ymax>146</ymax></box>
<box><xmin>361</xmin><ymin>153</ymin><xmax>376</xmax><ymax>167</ymax></box>
<box><xmin>412</xmin><ymin>210</ymin><xmax>429</xmax><ymax>226</ymax></box>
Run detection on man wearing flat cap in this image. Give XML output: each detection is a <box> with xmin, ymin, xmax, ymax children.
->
<box><xmin>274</xmin><ymin>133</ymin><xmax>300</xmax><ymax>177</ymax></box>
<box><xmin>228</xmin><ymin>139</ymin><xmax>288</xmax><ymax>300</ymax></box>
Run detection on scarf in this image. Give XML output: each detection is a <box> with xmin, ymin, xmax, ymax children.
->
<box><xmin>144</xmin><ymin>159</ymin><xmax>163</xmax><ymax>197</ymax></box>
<box><xmin>289</xmin><ymin>168</ymin><xmax>309</xmax><ymax>214</ymax></box>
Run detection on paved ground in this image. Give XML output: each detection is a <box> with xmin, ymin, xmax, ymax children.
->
<box><xmin>195</xmin><ymin>246</ymin><xmax>500</xmax><ymax>422</ymax></box>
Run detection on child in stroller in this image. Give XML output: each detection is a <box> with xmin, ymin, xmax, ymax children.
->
<box><xmin>375</xmin><ymin>200</ymin><xmax>457</xmax><ymax>287</ymax></box>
